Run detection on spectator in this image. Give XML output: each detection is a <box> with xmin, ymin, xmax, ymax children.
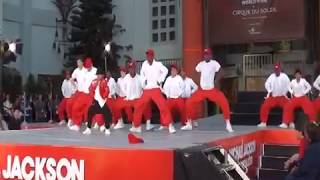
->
<box><xmin>7</xmin><ymin>107</ymin><xmax>22</xmax><ymax>130</ymax></box>
<box><xmin>2</xmin><ymin>94</ymin><xmax>13</xmax><ymax>122</ymax></box>
<box><xmin>0</xmin><ymin>112</ymin><xmax>8</xmax><ymax>130</ymax></box>
<box><xmin>34</xmin><ymin>94</ymin><xmax>47</xmax><ymax>122</ymax></box>
<box><xmin>285</xmin><ymin>122</ymin><xmax>320</xmax><ymax>180</ymax></box>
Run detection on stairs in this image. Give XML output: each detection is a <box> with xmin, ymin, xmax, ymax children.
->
<box><xmin>258</xmin><ymin>144</ymin><xmax>299</xmax><ymax>180</ymax></box>
<box><xmin>231</xmin><ymin>91</ymin><xmax>282</xmax><ymax>125</ymax></box>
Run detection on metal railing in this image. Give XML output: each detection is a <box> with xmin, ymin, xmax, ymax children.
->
<box><xmin>242</xmin><ymin>54</ymin><xmax>274</xmax><ymax>77</ymax></box>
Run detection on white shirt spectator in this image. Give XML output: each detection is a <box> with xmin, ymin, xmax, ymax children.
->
<box><xmin>107</xmin><ymin>77</ymin><xmax>117</xmax><ymax>98</ymax></box>
<box><xmin>265</xmin><ymin>73</ymin><xmax>291</xmax><ymax>97</ymax></box>
<box><xmin>196</xmin><ymin>60</ymin><xmax>221</xmax><ymax>90</ymax></box>
<box><xmin>61</xmin><ymin>79</ymin><xmax>76</xmax><ymax>98</ymax></box>
<box><xmin>71</xmin><ymin>67</ymin><xmax>87</xmax><ymax>92</ymax></box>
<box><xmin>313</xmin><ymin>75</ymin><xmax>320</xmax><ymax>96</ymax></box>
<box><xmin>182</xmin><ymin>77</ymin><xmax>198</xmax><ymax>98</ymax></box>
<box><xmin>163</xmin><ymin>75</ymin><xmax>184</xmax><ymax>99</ymax></box>
<box><xmin>289</xmin><ymin>78</ymin><xmax>311</xmax><ymax>98</ymax></box>
<box><xmin>82</xmin><ymin>67</ymin><xmax>97</xmax><ymax>94</ymax></box>
<box><xmin>117</xmin><ymin>77</ymin><xmax>127</xmax><ymax>98</ymax></box>
<box><xmin>124</xmin><ymin>74</ymin><xmax>143</xmax><ymax>101</ymax></box>
<box><xmin>140</xmin><ymin>60</ymin><xmax>168</xmax><ymax>89</ymax></box>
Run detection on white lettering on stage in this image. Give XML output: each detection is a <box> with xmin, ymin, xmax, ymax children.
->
<box><xmin>228</xmin><ymin>140</ymin><xmax>256</xmax><ymax>168</ymax></box>
<box><xmin>2</xmin><ymin>155</ymin><xmax>85</xmax><ymax>180</ymax></box>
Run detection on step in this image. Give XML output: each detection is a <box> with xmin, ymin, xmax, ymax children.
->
<box><xmin>263</xmin><ymin>144</ymin><xmax>299</xmax><ymax>157</ymax></box>
<box><xmin>258</xmin><ymin>168</ymin><xmax>288</xmax><ymax>180</ymax></box>
<box><xmin>231</xmin><ymin>113</ymin><xmax>282</xmax><ymax>126</ymax></box>
<box><xmin>237</xmin><ymin>91</ymin><xmax>265</xmax><ymax>103</ymax></box>
<box><xmin>260</xmin><ymin>156</ymin><xmax>289</xmax><ymax>170</ymax></box>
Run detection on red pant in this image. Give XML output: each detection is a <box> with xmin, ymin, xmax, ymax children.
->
<box><xmin>313</xmin><ymin>97</ymin><xmax>320</xmax><ymax>114</ymax></box>
<box><xmin>124</xmin><ymin>99</ymin><xmax>152</xmax><ymax>122</ymax></box>
<box><xmin>71</xmin><ymin>92</ymin><xmax>92</xmax><ymax>126</ymax></box>
<box><xmin>282</xmin><ymin>96</ymin><xmax>316</xmax><ymax>124</ymax></box>
<box><xmin>133</xmin><ymin>88</ymin><xmax>172</xmax><ymax>127</ymax></box>
<box><xmin>113</xmin><ymin>97</ymin><xmax>129</xmax><ymax>121</ymax></box>
<box><xmin>260</xmin><ymin>96</ymin><xmax>288</xmax><ymax>123</ymax></box>
<box><xmin>66</xmin><ymin>92</ymin><xmax>80</xmax><ymax>119</ymax></box>
<box><xmin>57</xmin><ymin>98</ymin><xmax>70</xmax><ymax>121</ymax></box>
<box><xmin>186</xmin><ymin>88</ymin><xmax>230</xmax><ymax>121</ymax></box>
<box><xmin>106</xmin><ymin>98</ymin><xmax>117</xmax><ymax>124</ymax></box>
<box><xmin>167</xmin><ymin>98</ymin><xmax>186</xmax><ymax>124</ymax></box>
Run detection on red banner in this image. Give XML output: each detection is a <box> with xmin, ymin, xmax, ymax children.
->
<box><xmin>0</xmin><ymin>144</ymin><xmax>173</xmax><ymax>180</ymax></box>
<box><xmin>208</xmin><ymin>0</ymin><xmax>305</xmax><ymax>44</ymax></box>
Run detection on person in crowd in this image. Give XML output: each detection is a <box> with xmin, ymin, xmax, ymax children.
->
<box><xmin>132</xmin><ymin>49</ymin><xmax>176</xmax><ymax>133</ymax></box>
<box><xmin>285</xmin><ymin>122</ymin><xmax>320</xmax><ymax>180</ymax></box>
<box><xmin>34</xmin><ymin>94</ymin><xmax>47</xmax><ymax>122</ymax></box>
<box><xmin>183</xmin><ymin>48</ymin><xmax>233</xmax><ymax>132</ymax></box>
<box><xmin>163</xmin><ymin>64</ymin><xmax>186</xmax><ymax>125</ymax></box>
<box><xmin>2</xmin><ymin>94</ymin><xmax>13</xmax><ymax>120</ymax></box>
<box><xmin>280</xmin><ymin>69</ymin><xmax>316</xmax><ymax>129</ymax></box>
<box><xmin>7</xmin><ymin>106</ymin><xmax>23</xmax><ymax>130</ymax></box>
<box><xmin>258</xmin><ymin>63</ymin><xmax>291</xmax><ymax>127</ymax></box>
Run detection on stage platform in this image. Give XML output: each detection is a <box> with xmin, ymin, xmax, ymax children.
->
<box><xmin>0</xmin><ymin>115</ymin><xmax>300</xmax><ymax>180</ymax></box>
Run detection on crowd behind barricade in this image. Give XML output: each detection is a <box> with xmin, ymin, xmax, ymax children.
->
<box><xmin>0</xmin><ymin>92</ymin><xmax>60</xmax><ymax>130</ymax></box>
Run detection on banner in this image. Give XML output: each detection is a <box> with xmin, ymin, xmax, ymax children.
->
<box><xmin>0</xmin><ymin>144</ymin><xmax>173</xmax><ymax>180</ymax></box>
<box><xmin>208</xmin><ymin>0</ymin><xmax>305</xmax><ymax>44</ymax></box>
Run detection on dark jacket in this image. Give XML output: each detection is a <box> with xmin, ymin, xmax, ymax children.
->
<box><xmin>286</xmin><ymin>142</ymin><xmax>320</xmax><ymax>180</ymax></box>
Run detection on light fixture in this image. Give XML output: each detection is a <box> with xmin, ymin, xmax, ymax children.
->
<box><xmin>9</xmin><ymin>42</ymin><xmax>16</xmax><ymax>54</ymax></box>
<box><xmin>104</xmin><ymin>42</ymin><xmax>111</xmax><ymax>53</ymax></box>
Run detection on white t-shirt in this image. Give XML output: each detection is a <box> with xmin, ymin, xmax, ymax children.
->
<box><xmin>181</xmin><ymin>77</ymin><xmax>198</xmax><ymax>98</ymax></box>
<box><xmin>71</xmin><ymin>67</ymin><xmax>87</xmax><ymax>92</ymax></box>
<box><xmin>265</xmin><ymin>73</ymin><xmax>290</xmax><ymax>97</ymax></box>
<box><xmin>61</xmin><ymin>79</ymin><xmax>76</xmax><ymax>98</ymax></box>
<box><xmin>82</xmin><ymin>67</ymin><xmax>97</xmax><ymax>94</ymax></box>
<box><xmin>140</xmin><ymin>60</ymin><xmax>168</xmax><ymax>89</ymax></box>
<box><xmin>313</xmin><ymin>75</ymin><xmax>320</xmax><ymax>96</ymax></box>
<box><xmin>106</xmin><ymin>77</ymin><xmax>117</xmax><ymax>98</ymax></box>
<box><xmin>195</xmin><ymin>60</ymin><xmax>221</xmax><ymax>90</ymax></box>
<box><xmin>124</xmin><ymin>74</ymin><xmax>143</xmax><ymax>100</ymax></box>
<box><xmin>289</xmin><ymin>78</ymin><xmax>311</xmax><ymax>98</ymax></box>
<box><xmin>117</xmin><ymin>76</ymin><xmax>127</xmax><ymax>98</ymax></box>
<box><xmin>163</xmin><ymin>75</ymin><xmax>184</xmax><ymax>99</ymax></box>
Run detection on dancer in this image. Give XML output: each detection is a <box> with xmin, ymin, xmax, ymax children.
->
<box><xmin>313</xmin><ymin>74</ymin><xmax>320</xmax><ymax>116</ymax></box>
<box><xmin>280</xmin><ymin>69</ymin><xmax>316</xmax><ymax>129</ymax></box>
<box><xmin>183</xmin><ymin>48</ymin><xmax>233</xmax><ymax>132</ymax></box>
<box><xmin>163</xmin><ymin>65</ymin><xmax>187</xmax><ymax>125</ymax></box>
<box><xmin>83</xmin><ymin>68</ymin><xmax>112</xmax><ymax>135</ymax></box>
<box><xmin>132</xmin><ymin>49</ymin><xmax>176</xmax><ymax>133</ymax></box>
<box><xmin>57</xmin><ymin>70</ymin><xmax>76</xmax><ymax>125</ymax></box>
<box><xmin>258</xmin><ymin>63</ymin><xmax>290</xmax><ymax>127</ymax></box>
<box><xmin>113</xmin><ymin>67</ymin><xmax>127</xmax><ymax>129</ymax></box>
<box><xmin>69</xmin><ymin>57</ymin><xmax>97</xmax><ymax>131</ymax></box>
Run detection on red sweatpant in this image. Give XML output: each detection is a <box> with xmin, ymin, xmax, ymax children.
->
<box><xmin>106</xmin><ymin>98</ymin><xmax>117</xmax><ymax>124</ymax></box>
<box><xmin>57</xmin><ymin>98</ymin><xmax>70</xmax><ymax>121</ymax></box>
<box><xmin>133</xmin><ymin>88</ymin><xmax>172</xmax><ymax>127</ymax></box>
<box><xmin>186</xmin><ymin>88</ymin><xmax>230</xmax><ymax>121</ymax></box>
<box><xmin>260</xmin><ymin>96</ymin><xmax>288</xmax><ymax>123</ymax></box>
<box><xmin>313</xmin><ymin>97</ymin><xmax>320</xmax><ymax>115</ymax></box>
<box><xmin>282</xmin><ymin>96</ymin><xmax>316</xmax><ymax>124</ymax></box>
<box><xmin>66</xmin><ymin>92</ymin><xmax>80</xmax><ymax>119</ymax></box>
<box><xmin>71</xmin><ymin>92</ymin><xmax>92</xmax><ymax>126</ymax></box>
<box><xmin>124</xmin><ymin>99</ymin><xmax>152</xmax><ymax>122</ymax></box>
<box><xmin>167</xmin><ymin>98</ymin><xmax>187</xmax><ymax>124</ymax></box>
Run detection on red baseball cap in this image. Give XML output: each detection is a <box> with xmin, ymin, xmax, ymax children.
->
<box><xmin>119</xmin><ymin>66</ymin><xmax>127</xmax><ymax>73</ymax></box>
<box><xmin>274</xmin><ymin>62</ymin><xmax>281</xmax><ymax>71</ymax></box>
<box><xmin>127</xmin><ymin>60</ymin><xmax>136</xmax><ymax>69</ymax></box>
<box><xmin>146</xmin><ymin>48</ymin><xmax>155</xmax><ymax>57</ymax></box>
<box><xmin>203</xmin><ymin>48</ymin><xmax>213</xmax><ymax>56</ymax></box>
<box><xmin>170</xmin><ymin>64</ymin><xmax>178</xmax><ymax>71</ymax></box>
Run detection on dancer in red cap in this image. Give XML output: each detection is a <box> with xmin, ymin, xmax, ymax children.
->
<box><xmin>132</xmin><ymin>49</ymin><xmax>176</xmax><ymax>133</ymax></box>
<box><xmin>258</xmin><ymin>63</ymin><xmax>290</xmax><ymax>127</ymax></box>
<box><xmin>313</xmin><ymin>74</ymin><xmax>320</xmax><ymax>117</ymax></box>
<box><xmin>104</xmin><ymin>71</ymin><xmax>118</xmax><ymax>128</ymax></box>
<box><xmin>82</xmin><ymin>68</ymin><xmax>112</xmax><ymax>135</ymax></box>
<box><xmin>183</xmin><ymin>48</ymin><xmax>233</xmax><ymax>132</ymax></box>
<box><xmin>112</xmin><ymin>66</ymin><xmax>128</xmax><ymax>129</ymax></box>
<box><xmin>69</xmin><ymin>57</ymin><xmax>97</xmax><ymax>131</ymax></box>
<box><xmin>280</xmin><ymin>69</ymin><xmax>316</xmax><ymax>129</ymax></box>
<box><xmin>57</xmin><ymin>70</ymin><xmax>76</xmax><ymax>125</ymax></box>
<box><xmin>163</xmin><ymin>65</ymin><xmax>187</xmax><ymax>125</ymax></box>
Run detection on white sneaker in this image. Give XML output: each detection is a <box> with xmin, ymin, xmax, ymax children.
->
<box><xmin>100</xmin><ymin>126</ymin><xmax>106</xmax><ymax>132</ymax></box>
<box><xmin>93</xmin><ymin>123</ymin><xmax>99</xmax><ymax>129</ymax></box>
<box><xmin>181</xmin><ymin>121</ymin><xmax>193</xmax><ymax>131</ymax></box>
<box><xmin>59</xmin><ymin>120</ymin><xmax>66</xmax><ymax>126</ymax></box>
<box><xmin>130</xmin><ymin>126</ymin><xmax>142</xmax><ymax>133</ymax></box>
<box><xmin>158</xmin><ymin>126</ymin><xmax>165</xmax><ymax>131</ymax></box>
<box><xmin>67</xmin><ymin>119</ymin><xmax>73</xmax><ymax>128</ymax></box>
<box><xmin>169</xmin><ymin>124</ymin><xmax>176</xmax><ymax>134</ymax></box>
<box><xmin>146</xmin><ymin>120</ymin><xmax>155</xmax><ymax>131</ymax></box>
<box><xmin>110</xmin><ymin>123</ymin><xmax>115</xmax><ymax>129</ymax></box>
<box><xmin>114</xmin><ymin>119</ymin><xmax>125</xmax><ymax>129</ymax></box>
<box><xmin>279</xmin><ymin>123</ymin><xmax>288</xmax><ymax>129</ymax></box>
<box><xmin>82</xmin><ymin>128</ymin><xmax>92</xmax><ymax>135</ymax></box>
<box><xmin>193</xmin><ymin>121</ymin><xmax>199</xmax><ymax>127</ymax></box>
<box><xmin>105</xmin><ymin>129</ymin><xmax>111</xmax><ymax>135</ymax></box>
<box><xmin>289</xmin><ymin>123</ymin><xmax>295</xmax><ymax>129</ymax></box>
<box><xmin>226</xmin><ymin>121</ymin><xmax>234</xmax><ymax>133</ymax></box>
<box><xmin>257</xmin><ymin>122</ymin><xmax>267</xmax><ymax>128</ymax></box>
<box><xmin>69</xmin><ymin>125</ymin><xmax>80</xmax><ymax>131</ymax></box>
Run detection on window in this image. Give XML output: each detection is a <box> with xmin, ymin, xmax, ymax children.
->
<box><xmin>151</xmin><ymin>0</ymin><xmax>177</xmax><ymax>43</ymax></box>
